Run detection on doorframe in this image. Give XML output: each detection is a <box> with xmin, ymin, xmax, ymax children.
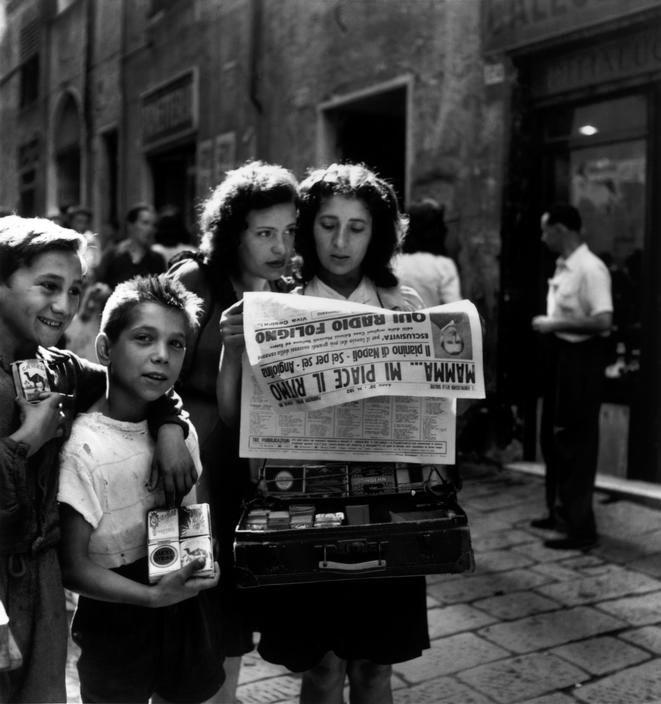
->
<box><xmin>316</xmin><ymin>74</ymin><xmax>413</xmax><ymax>208</ymax></box>
<box><xmin>524</xmin><ymin>86</ymin><xmax>659</xmax><ymax>482</ymax></box>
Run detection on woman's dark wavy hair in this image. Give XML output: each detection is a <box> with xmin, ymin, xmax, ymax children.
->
<box><xmin>198</xmin><ymin>160</ymin><xmax>298</xmax><ymax>277</ymax></box>
<box><xmin>296</xmin><ymin>163</ymin><xmax>403</xmax><ymax>288</ymax></box>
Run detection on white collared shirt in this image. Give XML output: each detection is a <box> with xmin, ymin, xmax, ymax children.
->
<box><xmin>547</xmin><ymin>243</ymin><xmax>613</xmax><ymax>343</ymax></box>
<box><xmin>304</xmin><ymin>276</ymin><xmax>382</xmax><ymax>306</ymax></box>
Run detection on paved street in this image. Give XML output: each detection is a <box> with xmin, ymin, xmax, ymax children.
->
<box><xmin>66</xmin><ymin>462</ymin><xmax>661</xmax><ymax>703</ymax></box>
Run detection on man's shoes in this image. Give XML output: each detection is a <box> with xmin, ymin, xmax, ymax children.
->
<box><xmin>544</xmin><ymin>536</ymin><xmax>598</xmax><ymax>551</ymax></box>
<box><xmin>530</xmin><ymin>516</ymin><xmax>556</xmax><ymax>530</ymax></box>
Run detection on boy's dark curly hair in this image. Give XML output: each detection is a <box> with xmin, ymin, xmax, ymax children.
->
<box><xmin>296</xmin><ymin>163</ymin><xmax>403</xmax><ymax>288</ymax></box>
<box><xmin>198</xmin><ymin>161</ymin><xmax>298</xmax><ymax>277</ymax></box>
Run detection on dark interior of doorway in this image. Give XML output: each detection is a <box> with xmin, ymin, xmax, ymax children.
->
<box><xmin>324</xmin><ymin>86</ymin><xmax>406</xmax><ymax>205</ymax></box>
<box><xmin>149</xmin><ymin>144</ymin><xmax>196</xmax><ymax>234</ymax></box>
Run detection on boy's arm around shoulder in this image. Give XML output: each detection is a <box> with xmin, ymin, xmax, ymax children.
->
<box><xmin>58</xmin><ymin>504</ymin><xmax>219</xmax><ymax>608</ymax></box>
<box><xmin>58</xmin><ymin>348</ymin><xmax>191</xmax><ymax>437</ymax></box>
<box><xmin>61</xmin><ymin>349</ymin><xmax>196</xmax><ymax>507</ymax></box>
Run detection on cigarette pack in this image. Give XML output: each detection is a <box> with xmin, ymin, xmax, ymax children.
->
<box><xmin>180</xmin><ymin>536</ymin><xmax>215</xmax><ymax>578</ymax></box>
<box><xmin>147</xmin><ymin>503</ymin><xmax>214</xmax><ymax>584</ymax></box>
<box><xmin>11</xmin><ymin>359</ymin><xmax>50</xmax><ymax>401</ymax></box>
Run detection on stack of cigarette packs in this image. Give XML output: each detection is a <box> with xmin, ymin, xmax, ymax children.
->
<box><xmin>313</xmin><ymin>511</ymin><xmax>345</xmax><ymax>528</ymax></box>
<box><xmin>289</xmin><ymin>504</ymin><xmax>315</xmax><ymax>529</ymax></box>
<box><xmin>242</xmin><ymin>504</ymin><xmax>338</xmax><ymax>531</ymax></box>
<box><xmin>147</xmin><ymin>503</ymin><xmax>214</xmax><ymax>584</ymax></box>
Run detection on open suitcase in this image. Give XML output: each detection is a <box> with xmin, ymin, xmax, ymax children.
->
<box><xmin>233</xmin><ymin>460</ymin><xmax>474</xmax><ymax>587</ymax></box>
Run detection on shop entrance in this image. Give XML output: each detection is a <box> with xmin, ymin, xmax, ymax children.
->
<box><xmin>538</xmin><ymin>93</ymin><xmax>648</xmax><ymax>479</ymax></box>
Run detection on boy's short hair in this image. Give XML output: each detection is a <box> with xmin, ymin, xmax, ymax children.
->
<box><xmin>0</xmin><ymin>215</ymin><xmax>86</xmax><ymax>282</ymax></box>
<box><xmin>100</xmin><ymin>274</ymin><xmax>203</xmax><ymax>343</ymax></box>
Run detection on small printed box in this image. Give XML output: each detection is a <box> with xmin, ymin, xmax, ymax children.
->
<box><xmin>147</xmin><ymin>508</ymin><xmax>179</xmax><ymax>542</ymax></box>
<box><xmin>179</xmin><ymin>504</ymin><xmax>211</xmax><ymax>539</ymax></box>
<box><xmin>304</xmin><ymin>464</ymin><xmax>348</xmax><ymax>495</ymax></box>
<box><xmin>148</xmin><ymin>540</ymin><xmax>181</xmax><ymax>582</ymax></box>
<box><xmin>147</xmin><ymin>503</ymin><xmax>214</xmax><ymax>584</ymax></box>
<box><xmin>349</xmin><ymin>465</ymin><xmax>396</xmax><ymax>495</ymax></box>
<box><xmin>180</xmin><ymin>536</ymin><xmax>214</xmax><ymax>578</ymax></box>
<box><xmin>263</xmin><ymin>465</ymin><xmax>305</xmax><ymax>494</ymax></box>
<box><xmin>11</xmin><ymin>359</ymin><xmax>50</xmax><ymax>402</ymax></box>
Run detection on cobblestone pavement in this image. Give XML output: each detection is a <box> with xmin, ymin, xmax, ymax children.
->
<box><xmin>65</xmin><ymin>462</ymin><xmax>661</xmax><ymax>703</ymax></box>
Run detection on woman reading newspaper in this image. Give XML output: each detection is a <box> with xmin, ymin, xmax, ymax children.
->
<box><xmin>167</xmin><ymin>161</ymin><xmax>299</xmax><ymax>701</ymax></box>
<box><xmin>217</xmin><ymin>163</ymin><xmax>430</xmax><ymax>704</ymax></box>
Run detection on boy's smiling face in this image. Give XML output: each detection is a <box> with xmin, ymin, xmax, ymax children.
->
<box><xmin>0</xmin><ymin>250</ymin><xmax>83</xmax><ymax>355</ymax></box>
<box><xmin>101</xmin><ymin>301</ymin><xmax>188</xmax><ymax>414</ymax></box>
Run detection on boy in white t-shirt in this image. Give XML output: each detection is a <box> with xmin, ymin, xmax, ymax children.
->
<box><xmin>58</xmin><ymin>275</ymin><xmax>223</xmax><ymax>703</ymax></box>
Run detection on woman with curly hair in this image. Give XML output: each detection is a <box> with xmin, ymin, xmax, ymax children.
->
<box><xmin>168</xmin><ymin>160</ymin><xmax>298</xmax><ymax>701</ymax></box>
<box><xmin>218</xmin><ymin>163</ymin><xmax>430</xmax><ymax>704</ymax></box>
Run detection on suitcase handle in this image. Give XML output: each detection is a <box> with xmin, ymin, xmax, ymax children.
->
<box><xmin>318</xmin><ymin>558</ymin><xmax>386</xmax><ymax>572</ymax></box>
<box><xmin>317</xmin><ymin>544</ymin><xmax>387</xmax><ymax>572</ymax></box>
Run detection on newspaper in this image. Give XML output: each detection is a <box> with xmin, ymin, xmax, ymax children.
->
<box><xmin>240</xmin><ymin>356</ymin><xmax>457</xmax><ymax>463</ymax></box>
<box><xmin>238</xmin><ymin>292</ymin><xmax>485</xmax><ymax>464</ymax></box>
<box><xmin>243</xmin><ymin>292</ymin><xmax>484</xmax><ymax>412</ymax></box>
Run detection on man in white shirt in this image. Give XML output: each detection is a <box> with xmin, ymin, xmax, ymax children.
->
<box><xmin>531</xmin><ymin>203</ymin><xmax>612</xmax><ymax>550</ymax></box>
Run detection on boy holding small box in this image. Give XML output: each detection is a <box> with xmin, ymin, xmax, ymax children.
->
<box><xmin>0</xmin><ymin>217</ymin><xmax>199</xmax><ymax>703</ymax></box>
<box><xmin>58</xmin><ymin>275</ymin><xmax>223</xmax><ymax>703</ymax></box>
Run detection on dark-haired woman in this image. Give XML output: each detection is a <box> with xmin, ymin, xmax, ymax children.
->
<box><xmin>218</xmin><ymin>163</ymin><xmax>430</xmax><ymax>704</ymax></box>
<box><xmin>168</xmin><ymin>160</ymin><xmax>298</xmax><ymax>702</ymax></box>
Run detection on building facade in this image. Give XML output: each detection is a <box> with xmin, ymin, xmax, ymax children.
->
<box><xmin>1</xmin><ymin>0</ymin><xmax>659</xmax><ymax>482</ymax></box>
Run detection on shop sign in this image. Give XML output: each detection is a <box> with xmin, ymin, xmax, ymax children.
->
<box><xmin>484</xmin><ymin>0</ymin><xmax>660</xmax><ymax>53</ymax></box>
<box><xmin>531</xmin><ymin>26</ymin><xmax>661</xmax><ymax>96</ymax></box>
<box><xmin>141</xmin><ymin>70</ymin><xmax>197</xmax><ymax>147</ymax></box>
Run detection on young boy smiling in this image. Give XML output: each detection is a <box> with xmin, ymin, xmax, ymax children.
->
<box><xmin>58</xmin><ymin>275</ymin><xmax>223</xmax><ymax>704</ymax></box>
<box><xmin>0</xmin><ymin>216</ymin><xmax>197</xmax><ymax>703</ymax></box>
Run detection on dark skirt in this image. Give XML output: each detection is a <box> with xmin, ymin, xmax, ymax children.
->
<box><xmin>256</xmin><ymin>576</ymin><xmax>430</xmax><ymax>672</ymax></box>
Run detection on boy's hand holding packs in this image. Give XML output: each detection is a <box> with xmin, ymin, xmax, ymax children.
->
<box><xmin>147</xmin><ymin>503</ymin><xmax>215</xmax><ymax>584</ymax></box>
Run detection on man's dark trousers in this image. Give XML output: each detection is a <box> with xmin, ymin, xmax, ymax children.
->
<box><xmin>540</xmin><ymin>336</ymin><xmax>606</xmax><ymax>540</ymax></box>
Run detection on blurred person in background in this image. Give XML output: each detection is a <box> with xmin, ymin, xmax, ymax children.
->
<box><xmin>153</xmin><ymin>205</ymin><xmax>197</xmax><ymax>266</ymax></box>
<box><xmin>95</xmin><ymin>203</ymin><xmax>165</xmax><ymax>289</ymax></box>
<box><xmin>394</xmin><ymin>198</ymin><xmax>461</xmax><ymax>307</ymax></box>
<box><xmin>66</xmin><ymin>206</ymin><xmax>104</xmax><ymax>279</ymax></box>
<box><xmin>63</xmin><ymin>283</ymin><xmax>111</xmax><ymax>362</ymax></box>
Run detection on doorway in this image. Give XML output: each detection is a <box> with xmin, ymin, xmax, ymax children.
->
<box><xmin>319</xmin><ymin>81</ymin><xmax>409</xmax><ymax>206</ymax></box>
<box><xmin>148</xmin><ymin>144</ymin><xmax>196</xmax><ymax>234</ymax></box>
<box><xmin>539</xmin><ymin>93</ymin><xmax>648</xmax><ymax>479</ymax></box>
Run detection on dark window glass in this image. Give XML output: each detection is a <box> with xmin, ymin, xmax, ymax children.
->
<box><xmin>19</xmin><ymin>54</ymin><xmax>39</xmax><ymax>109</ymax></box>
